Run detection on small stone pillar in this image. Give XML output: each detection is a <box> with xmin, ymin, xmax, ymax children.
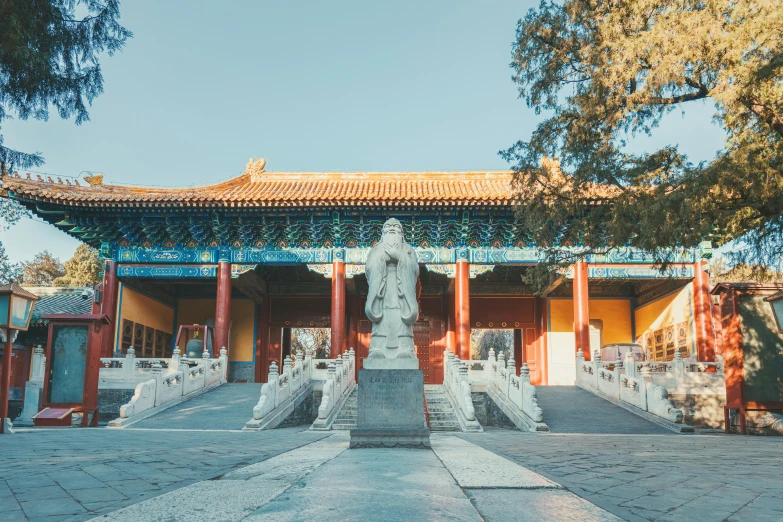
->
<box><xmin>17</xmin><ymin>346</ymin><xmax>46</xmax><ymax>426</ymax></box>
<box><xmin>520</xmin><ymin>363</ymin><xmax>531</xmax><ymax>384</ymax></box>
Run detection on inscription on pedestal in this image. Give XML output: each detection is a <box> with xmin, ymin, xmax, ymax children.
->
<box><xmin>351</xmin><ymin>369</ymin><xmax>430</xmax><ymax>448</ymax></box>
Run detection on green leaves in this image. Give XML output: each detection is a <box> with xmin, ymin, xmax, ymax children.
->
<box><xmin>506</xmin><ymin>0</ymin><xmax>783</xmax><ymax>275</ymax></box>
<box><xmin>0</xmin><ymin>0</ymin><xmax>132</xmax><ymax>171</ymax></box>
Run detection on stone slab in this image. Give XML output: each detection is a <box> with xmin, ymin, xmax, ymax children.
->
<box><xmin>430</xmin><ymin>436</ymin><xmax>558</xmax><ymax>489</ymax></box>
<box><xmin>351</xmin><ymin>369</ymin><xmax>430</xmax><ymax>448</ymax></box>
<box><xmin>349</xmin><ymin>428</ymin><xmax>431</xmax><ymax>448</ymax></box>
<box><xmin>246</xmin><ymin>444</ymin><xmax>481</xmax><ymax>522</ymax></box>
<box><xmin>362</xmin><ymin>357</ymin><xmax>419</xmax><ymax>370</ymax></box>
<box><xmin>466</xmin><ymin>488</ymin><xmax>623</xmax><ymax>521</ymax></box>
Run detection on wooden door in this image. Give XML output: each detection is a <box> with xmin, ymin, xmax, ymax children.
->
<box><xmin>413</xmin><ymin>322</ymin><xmax>431</xmax><ymax>382</ymax></box>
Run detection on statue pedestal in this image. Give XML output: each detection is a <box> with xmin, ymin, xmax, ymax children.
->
<box><xmin>350</xmin><ymin>369</ymin><xmax>430</xmax><ymax>449</ymax></box>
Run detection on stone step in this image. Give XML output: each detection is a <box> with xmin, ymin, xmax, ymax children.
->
<box><xmin>428</xmin><ymin>413</ymin><xmax>458</xmax><ymax>420</ymax></box>
<box><xmin>331</xmin><ymin>423</ymin><xmax>356</xmax><ymax>430</ymax></box>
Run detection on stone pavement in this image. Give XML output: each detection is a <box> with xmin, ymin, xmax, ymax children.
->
<box><xmin>94</xmin><ymin>433</ymin><xmax>618</xmax><ymax>521</ymax></box>
<box><xmin>129</xmin><ymin>383</ymin><xmax>262</xmax><ymax>430</ymax></box>
<box><xmin>0</xmin><ymin>427</ymin><xmax>329</xmax><ymax>521</ymax></box>
<box><xmin>535</xmin><ymin>386</ymin><xmax>672</xmax><ymax>434</ymax></box>
<box><xmin>461</xmin><ymin>429</ymin><xmax>783</xmax><ymax>521</ymax></box>
<box><xmin>3</xmin><ymin>426</ymin><xmax>783</xmax><ymax>521</ymax></box>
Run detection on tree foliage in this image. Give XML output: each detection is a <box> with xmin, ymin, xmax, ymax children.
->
<box><xmin>20</xmin><ymin>250</ymin><xmax>64</xmax><ymax>286</ymax></box>
<box><xmin>53</xmin><ymin>244</ymin><xmax>102</xmax><ymax>286</ymax></box>
<box><xmin>504</xmin><ymin>0</ymin><xmax>783</xmax><ymax>284</ymax></box>
<box><xmin>0</xmin><ymin>242</ymin><xmax>21</xmax><ymax>283</ymax></box>
<box><xmin>0</xmin><ymin>1</ymin><xmax>131</xmax><ymax>225</ymax></box>
<box><xmin>709</xmin><ymin>256</ymin><xmax>783</xmax><ymax>284</ymax></box>
<box><xmin>471</xmin><ymin>329</ymin><xmax>513</xmax><ymax>361</ymax></box>
<box><xmin>291</xmin><ymin>328</ymin><xmax>331</xmax><ymax>359</ymax></box>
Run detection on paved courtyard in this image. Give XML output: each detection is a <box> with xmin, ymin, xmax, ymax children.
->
<box><xmin>2</xmin><ymin>426</ymin><xmax>782</xmax><ymax>521</ymax></box>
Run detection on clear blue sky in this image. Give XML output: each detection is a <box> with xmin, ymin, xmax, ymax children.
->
<box><xmin>1</xmin><ymin>0</ymin><xmax>725</xmax><ymax>264</ymax></box>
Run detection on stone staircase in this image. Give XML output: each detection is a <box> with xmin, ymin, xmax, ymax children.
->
<box><xmin>424</xmin><ymin>385</ymin><xmax>462</xmax><ymax>432</ymax></box>
<box><xmin>331</xmin><ymin>387</ymin><xmax>358</xmax><ymax>430</ymax></box>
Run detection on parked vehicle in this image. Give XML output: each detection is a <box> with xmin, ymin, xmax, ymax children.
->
<box><xmin>600</xmin><ymin>343</ymin><xmax>646</xmax><ymax>362</ymax></box>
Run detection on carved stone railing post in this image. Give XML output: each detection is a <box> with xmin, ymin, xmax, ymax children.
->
<box><xmin>202</xmin><ymin>345</ymin><xmax>210</xmax><ymax>360</ymax></box>
<box><xmin>488</xmin><ymin>348</ymin><xmax>496</xmax><ymax>362</ymax></box>
<box><xmin>520</xmin><ymin>363</ymin><xmax>530</xmax><ymax>384</ymax></box>
<box><xmin>624</xmin><ymin>350</ymin><xmax>636</xmax><ymax>378</ymax></box>
<box><xmin>125</xmin><ymin>347</ymin><xmax>136</xmax><ymax>378</ymax></box>
<box><xmin>672</xmin><ymin>351</ymin><xmax>686</xmax><ymax>380</ymax></box>
<box><xmin>507</xmin><ymin>352</ymin><xmax>516</xmax><ymax>375</ymax></box>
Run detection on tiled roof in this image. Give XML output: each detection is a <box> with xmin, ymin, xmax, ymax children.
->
<box><xmin>24</xmin><ymin>287</ymin><xmax>94</xmax><ymax>325</ymax></box>
<box><xmin>0</xmin><ymin>283</ymin><xmax>41</xmax><ymax>301</ymax></box>
<box><xmin>2</xmin><ymin>171</ymin><xmax>519</xmax><ymax>208</ymax></box>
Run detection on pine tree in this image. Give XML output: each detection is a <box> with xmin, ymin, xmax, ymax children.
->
<box><xmin>504</xmin><ymin>1</ymin><xmax>783</xmax><ymax>282</ymax></box>
<box><xmin>0</xmin><ymin>1</ymin><xmax>131</xmax><ymax>224</ymax></box>
<box><xmin>53</xmin><ymin>244</ymin><xmax>102</xmax><ymax>287</ymax></box>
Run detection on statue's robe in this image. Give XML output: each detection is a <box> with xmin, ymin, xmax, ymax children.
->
<box><xmin>364</xmin><ymin>242</ymin><xmax>419</xmax><ymax>357</ymax></box>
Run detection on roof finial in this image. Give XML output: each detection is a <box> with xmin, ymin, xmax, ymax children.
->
<box><xmin>246</xmin><ymin>157</ymin><xmax>266</xmax><ymax>177</ymax></box>
<box><xmin>83</xmin><ymin>173</ymin><xmax>104</xmax><ymax>187</ymax></box>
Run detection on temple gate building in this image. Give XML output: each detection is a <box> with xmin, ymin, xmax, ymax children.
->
<box><xmin>1</xmin><ymin>159</ymin><xmax>717</xmax><ymax>387</ymax></box>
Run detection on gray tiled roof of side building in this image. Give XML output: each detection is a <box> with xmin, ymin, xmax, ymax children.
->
<box><xmin>23</xmin><ymin>286</ymin><xmax>95</xmax><ymax>325</ymax></box>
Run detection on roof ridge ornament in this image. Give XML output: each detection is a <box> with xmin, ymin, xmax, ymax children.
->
<box><xmin>83</xmin><ymin>173</ymin><xmax>104</xmax><ymax>187</ymax></box>
<box><xmin>246</xmin><ymin>157</ymin><xmax>266</xmax><ymax>179</ymax></box>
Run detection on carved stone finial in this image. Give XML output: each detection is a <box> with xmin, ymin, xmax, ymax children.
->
<box><xmin>83</xmin><ymin>173</ymin><xmax>104</xmax><ymax>186</ymax></box>
<box><xmin>246</xmin><ymin>157</ymin><xmax>266</xmax><ymax>177</ymax></box>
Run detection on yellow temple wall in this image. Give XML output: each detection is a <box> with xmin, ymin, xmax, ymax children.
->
<box><xmin>175</xmin><ymin>298</ymin><xmax>255</xmax><ymax>363</ymax></box>
<box><xmin>633</xmin><ymin>285</ymin><xmax>695</xmax><ymax>360</ymax></box>
<box><xmin>115</xmin><ymin>284</ymin><xmax>174</xmax><ymax>350</ymax></box>
<box><xmin>547</xmin><ymin>298</ymin><xmax>633</xmax><ymax>385</ymax></box>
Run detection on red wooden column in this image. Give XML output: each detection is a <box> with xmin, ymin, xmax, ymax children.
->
<box><xmin>535</xmin><ymin>296</ymin><xmax>549</xmax><ymax>385</ymax></box>
<box><xmin>330</xmin><ymin>259</ymin><xmax>346</xmax><ymax>358</ymax></box>
<box><xmin>255</xmin><ymin>296</ymin><xmax>270</xmax><ymax>382</ymax></box>
<box><xmin>445</xmin><ymin>294</ymin><xmax>456</xmax><ymax>355</ymax></box>
<box><xmin>0</xmin><ymin>338</ymin><xmax>12</xmax><ymax>433</ymax></box>
<box><xmin>693</xmin><ymin>261</ymin><xmax>716</xmax><ymax>362</ymax></box>
<box><xmin>573</xmin><ymin>261</ymin><xmax>591</xmax><ymax>360</ymax></box>
<box><xmin>101</xmin><ymin>260</ymin><xmax>119</xmax><ymax>358</ymax></box>
<box><xmin>214</xmin><ymin>261</ymin><xmax>232</xmax><ymax>357</ymax></box>
<box><xmin>455</xmin><ymin>260</ymin><xmax>471</xmax><ymax>360</ymax></box>
<box><xmin>347</xmin><ymin>294</ymin><xmax>359</xmax><ymax>353</ymax></box>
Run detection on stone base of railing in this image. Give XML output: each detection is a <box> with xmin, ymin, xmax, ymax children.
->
<box><xmin>310</xmin><ymin>382</ymin><xmax>356</xmax><ymax>431</ymax></box>
<box><xmin>244</xmin><ymin>381</ymin><xmax>315</xmax><ymax>431</ymax></box>
<box><xmin>107</xmin><ymin>379</ymin><xmax>224</xmax><ymax>428</ymax></box>
<box><xmin>441</xmin><ymin>383</ymin><xmax>483</xmax><ymax>433</ymax></box>
<box><xmin>486</xmin><ymin>385</ymin><xmax>549</xmax><ymax>432</ymax></box>
<box><xmin>578</xmin><ymin>384</ymin><xmax>695</xmax><ymax>434</ymax></box>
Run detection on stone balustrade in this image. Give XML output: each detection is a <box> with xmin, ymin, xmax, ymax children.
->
<box><xmin>246</xmin><ymin>348</ymin><xmax>356</xmax><ymax>430</ymax></box>
<box><xmin>576</xmin><ymin>349</ymin><xmax>716</xmax><ymax>429</ymax></box>
<box><xmin>105</xmin><ymin>347</ymin><xmax>229</xmax><ymax>426</ymax></box>
<box><xmin>444</xmin><ymin>348</ymin><xmax>545</xmax><ymax>431</ymax></box>
<box><xmin>312</xmin><ymin>349</ymin><xmax>356</xmax><ymax>429</ymax></box>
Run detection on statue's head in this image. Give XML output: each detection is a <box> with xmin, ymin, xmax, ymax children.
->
<box><xmin>381</xmin><ymin>218</ymin><xmax>404</xmax><ymax>248</ymax></box>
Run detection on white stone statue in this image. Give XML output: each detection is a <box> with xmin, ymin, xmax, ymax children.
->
<box><xmin>364</xmin><ymin>218</ymin><xmax>419</xmax><ymax>360</ymax></box>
